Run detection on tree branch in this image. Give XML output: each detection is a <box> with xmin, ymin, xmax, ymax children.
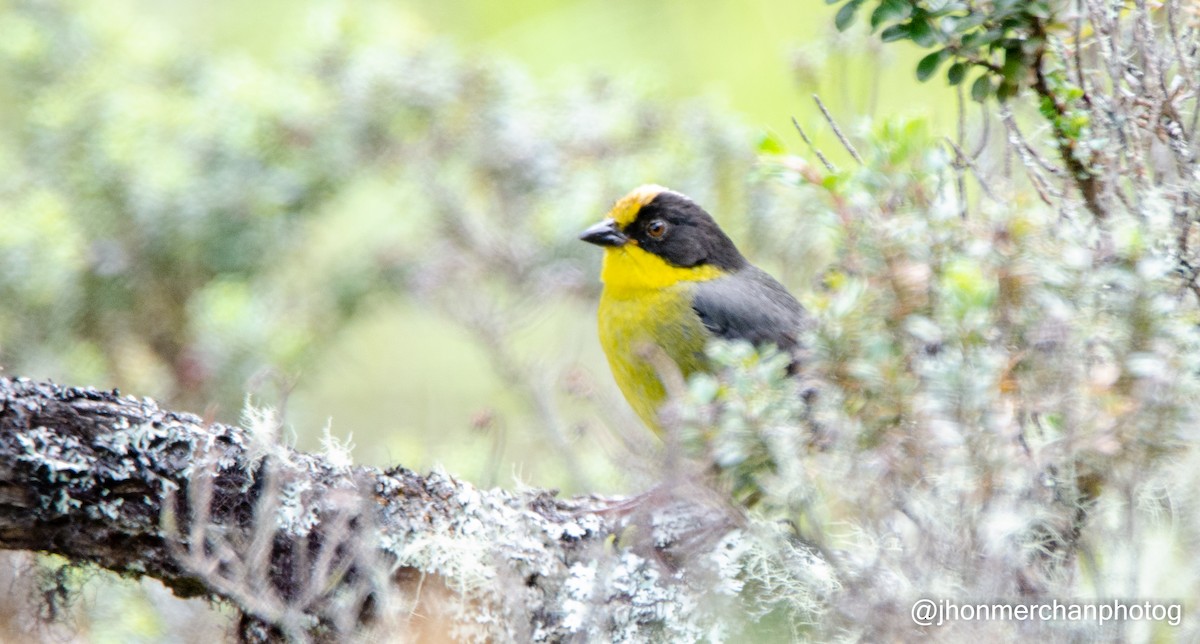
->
<box><xmin>0</xmin><ymin>376</ymin><xmax>750</xmax><ymax>641</ymax></box>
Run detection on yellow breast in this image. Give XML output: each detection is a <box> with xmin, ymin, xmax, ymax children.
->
<box><xmin>596</xmin><ymin>244</ymin><xmax>723</xmax><ymax>430</ymax></box>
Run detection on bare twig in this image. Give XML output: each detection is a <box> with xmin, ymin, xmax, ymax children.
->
<box><xmin>1133</xmin><ymin>0</ymin><xmax>1168</xmax><ymax>99</ymax></box>
<box><xmin>944</xmin><ymin>136</ymin><xmax>997</xmax><ymax>202</ymax></box>
<box><xmin>1165</xmin><ymin>0</ymin><xmax>1195</xmax><ymax>95</ymax></box>
<box><xmin>1000</xmin><ymin>110</ymin><xmax>1061</xmax><ymax>207</ymax></box>
<box><xmin>953</xmin><ymin>83</ymin><xmax>969</xmax><ymax>219</ymax></box>
<box><xmin>969</xmin><ymin>104</ymin><xmax>992</xmax><ymax>160</ymax></box>
<box><xmin>641</xmin><ymin>343</ymin><xmax>691</xmax><ymax>480</ymax></box>
<box><xmin>792</xmin><ymin>116</ymin><xmax>837</xmax><ymax>173</ymax></box>
<box><xmin>813</xmin><ymin>94</ymin><xmax>864</xmax><ymax>165</ymax></box>
<box><xmin>999</xmin><ymin>109</ymin><xmax>1065</xmax><ymax>178</ymax></box>
<box><xmin>1072</xmin><ymin>0</ymin><xmax>1091</xmax><ymax>107</ymax></box>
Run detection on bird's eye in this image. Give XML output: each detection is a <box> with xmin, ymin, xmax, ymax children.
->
<box><xmin>646</xmin><ymin>219</ymin><xmax>667</xmax><ymax>239</ymax></box>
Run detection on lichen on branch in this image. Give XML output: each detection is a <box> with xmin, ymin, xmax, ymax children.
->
<box><xmin>0</xmin><ymin>376</ymin><xmax>815</xmax><ymax>642</ymax></box>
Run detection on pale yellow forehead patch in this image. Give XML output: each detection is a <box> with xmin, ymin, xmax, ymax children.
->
<box><xmin>608</xmin><ymin>184</ymin><xmax>669</xmax><ymax>227</ymax></box>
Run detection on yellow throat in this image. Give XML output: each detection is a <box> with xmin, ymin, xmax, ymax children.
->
<box><xmin>594</xmin><ymin>186</ymin><xmax>725</xmax><ymax>430</ymax></box>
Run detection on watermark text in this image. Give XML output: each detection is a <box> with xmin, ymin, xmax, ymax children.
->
<box><xmin>910</xmin><ymin>598</ymin><xmax>1182</xmax><ymax>627</ymax></box>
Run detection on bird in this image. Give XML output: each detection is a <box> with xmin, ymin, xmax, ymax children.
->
<box><xmin>580</xmin><ymin>185</ymin><xmax>806</xmax><ymax>432</ymax></box>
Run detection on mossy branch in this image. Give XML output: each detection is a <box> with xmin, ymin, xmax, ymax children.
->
<box><xmin>0</xmin><ymin>376</ymin><xmax>747</xmax><ymax>642</ymax></box>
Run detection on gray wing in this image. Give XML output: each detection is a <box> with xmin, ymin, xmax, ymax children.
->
<box><xmin>691</xmin><ymin>267</ymin><xmax>806</xmax><ymax>357</ymax></box>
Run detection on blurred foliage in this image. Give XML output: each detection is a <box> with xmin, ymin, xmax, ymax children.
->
<box><xmin>0</xmin><ymin>0</ymin><xmax>778</xmax><ymax>487</ymax></box>
<box><xmin>830</xmin><ymin>0</ymin><xmax>1061</xmax><ymax>102</ymax></box>
<box><xmin>679</xmin><ymin>112</ymin><xmax>1200</xmax><ymax>638</ymax></box>
<box><xmin>826</xmin><ymin>0</ymin><xmax>1110</xmax><ymax>216</ymax></box>
<box><xmin>665</xmin><ymin>0</ymin><xmax>1200</xmax><ymax>631</ymax></box>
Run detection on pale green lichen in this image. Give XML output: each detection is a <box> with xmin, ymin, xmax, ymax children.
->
<box><xmin>369</xmin><ymin>466</ymin><xmax>827</xmax><ymax>642</ymax></box>
<box><xmin>561</xmin><ymin>561</ymin><xmax>598</xmax><ymax>632</ymax></box>
<box><xmin>17</xmin><ymin>428</ymin><xmax>92</xmax><ymax>478</ymax></box>
<box><xmin>277</xmin><ymin>479</ymin><xmax>320</xmax><ymax>536</ymax></box>
<box><xmin>5</xmin><ymin>382</ymin><xmax>840</xmax><ymax>641</ymax></box>
<box><xmin>318</xmin><ymin>422</ymin><xmax>355</xmax><ymax>471</ymax></box>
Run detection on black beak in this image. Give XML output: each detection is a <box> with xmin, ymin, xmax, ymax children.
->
<box><xmin>580</xmin><ymin>219</ymin><xmax>628</xmax><ymax>247</ymax></box>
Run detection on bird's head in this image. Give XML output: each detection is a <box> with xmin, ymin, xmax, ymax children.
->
<box><xmin>580</xmin><ymin>186</ymin><xmax>746</xmax><ymax>290</ymax></box>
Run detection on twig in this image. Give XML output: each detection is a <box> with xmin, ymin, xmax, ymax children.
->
<box><xmin>1004</xmin><ymin>126</ymin><xmax>1013</xmax><ymax>180</ymax></box>
<box><xmin>1000</xmin><ymin>109</ymin><xmax>1065</xmax><ymax>177</ymax></box>
<box><xmin>1000</xmin><ymin>110</ymin><xmax>1061</xmax><ymax>207</ymax></box>
<box><xmin>943</xmin><ymin>137</ymin><xmax>997</xmax><ymax>202</ymax></box>
<box><xmin>813</xmin><ymin>94</ymin><xmax>864</xmax><ymax>165</ymax></box>
<box><xmin>1072</xmin><ymin>0</ymin><xmax>1091</xmax><ymax>108</ymax></box>
<box><xmin>641</xmin><ymin>344</ymin><xmax>690</xmax><ymax>479</ymax></box>
<box><xmin>1132</xmin><ymin>0</ymin><xmax>1168</xmax><ymax>99</ymax></box>
<box><xmin>792</xmin><ymin>116</ymin><xmax>837</xmax><ymax>173</ymax></box>
<box><xmin>1083</xmin><ymin>0</ymin><xmax>1124</xmax><ymax>125</ymax></box>
<box><xmin>1165</xmin><ymin>0</ymin><xmax>1194</xmax><ymax>96</ymax></box>
<box><xmin>1191</xmin><ymin>78</ymin><xmax>1200</xmax><ymax>144</ymax></box>
<box><xmin>954</xmin><ymin>83</ymin><xmax>969</xmax><ymax>219</ymax></box>
<box><xmin>969</xmin><ymin>104</ymin><xmax>991</xmax><ymax>160</ymax></box>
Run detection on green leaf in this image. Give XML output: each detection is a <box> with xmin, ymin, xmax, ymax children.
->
<box><xmin>1067</xmin><ymin>113</ymin><xmax>1089</xmax><ymax>135</ymax></box>
<box><xmin>1001</xmin><ymin>47</ymin><xmax>1025</xmax><ymax>83</ymax></box>
<box><xmin>880</xmin><ymin>23</ymin><xmax>911</xmax><ymax>42</ymax></box>
<box><xmin>916</xmin><ymin>50</ymin><xmax>946</xmax><ymax>82</ymax></box>
<box><xmin>941</xmin><ymin>257</ymin><xmax>996</xmax><ymax>312</ymax></box>
<box><xmin>1038</xmin><ymin>95</ymin><xmax>1057</xmax><ymax>120</ymax></box>
<box><xmin>971</xmin><ymin>74</ymin><xmax>992</xmax><ymax>102</ymax></box>
<box><xmin>954</xmin><ymin>11</ymin><xmax>985</xmax><ymax>28</ymax></box>
<box><xmin>870</xmin><ymin>0</ymin><xmax>912</xmax><ymax>29</ymax></box>
<box><xmin>910</xmin><ymin>17</ymin><xmax>937</xmax><ymax>47</ymax></box>
<box><xmin>947</xmin><ymin>62</ymin><xmax>967</xmax><ymax>85</ymax></box>
<box><xmin>1026</xmin><ymin>0</ymin><xmax>1051</xmax><ymax>18</ymax></box>
<box><xmin>961</xmin><ymin>27</ymin><xmax>1001</xmax><ymax>49</ymax></box>
<box><xmin>996</xmin><ymin>79</ymin><xmax>1017</xmax><ymax>101</ymax></box>
<box><xmin>835</xmin><ymin>0</ymin><xmax>865</xmax><ymax>31</ymax></box>
<box><xmin>1021</xmin><ymin>35</ymin><xmax>1044</xmax><ymax>55</ymax></box>
<box><xmin>757</xmin><ymin>131</ymin><xmax>787</xmax><ymax>155</ymax></box>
